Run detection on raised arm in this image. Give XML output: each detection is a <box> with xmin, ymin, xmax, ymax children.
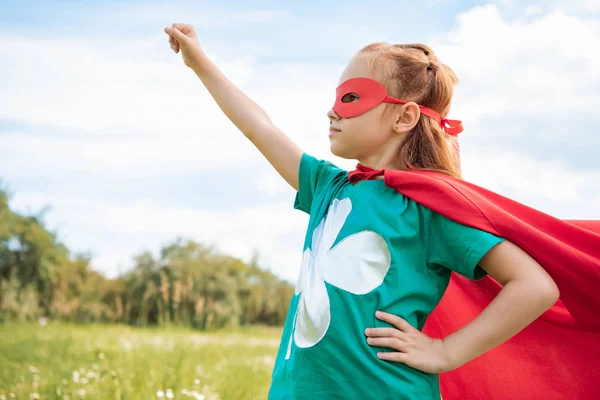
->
<box><xmin>164</xmin><ymin>23</ymin><xmax>302</xmax><ymax>191</ymax></box>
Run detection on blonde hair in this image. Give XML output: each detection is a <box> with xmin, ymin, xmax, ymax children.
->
<box><xmin>358</xmin><ymin>43</ymin><xmax>462</xmax><ymax>178</ymax></box>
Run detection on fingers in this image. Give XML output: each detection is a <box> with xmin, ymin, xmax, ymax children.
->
<box><xmin>164</xmin><ymin>26</ymin><xmax>184</xmax><ymax>41</ymax></box>
<box><xmin>364</xmin><ymin>327</ymin><xmax>406</xmax><ymax>340</ymax></box>
<box><xmin>164</xmin><ymin>23</ymin><xmax>199</xmax><ymax>56</ymax></box>
<box><xmin>377</xmin><ymin>351</ymin><xmax>409</xmax><ymax>362</ymax></box>
<box><xmin>367</xmin><ymin>337</ymin><xmax>408</xmax><ymax>353</ymax></box>
<box><xmin>375</xmin><ymin>311</ymin><xmax>414</xmax><ymax>332</ymax></box>
<box><xmin>168</xmin><ymin>35</ymin><xmax>178</xmax><ymax>53</ymax></box>
<box><xmin>171</xmin><ymin>23</ymin><xmax>194</xmax><ymax>34</ymax></box>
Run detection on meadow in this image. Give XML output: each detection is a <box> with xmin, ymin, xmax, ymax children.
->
<box><xmin>0</xmin><ymin>323</ymin><xmax>283</xmax><ymax>400</ymax></box>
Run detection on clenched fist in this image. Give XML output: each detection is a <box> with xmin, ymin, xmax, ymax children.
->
<box><xmin>164</xmin><ymin>23</ymin><xmax>205</xmax><ymax>68</ymax></box>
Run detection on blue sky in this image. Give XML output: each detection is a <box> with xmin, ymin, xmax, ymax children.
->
<box><xmin>2</xmin><ymin>0</ymin><xmax>599</xmax><ymax>282</ymax></box>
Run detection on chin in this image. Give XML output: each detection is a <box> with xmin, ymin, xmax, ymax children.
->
<box><xmin>329</xmin><ymin>143</ymin><xmax>354</xmax><ymax>160</ymax></box>
<box><xmin>329</xmin><ymin>142</ymin><xmax>343</xmax><ymax>158</ymax></box>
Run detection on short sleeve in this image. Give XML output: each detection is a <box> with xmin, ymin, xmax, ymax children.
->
<box><xmin>427</xmin><ymin>211</ymin><xmax>505</xmax><ymax>280</ymax></box>
<box><xmin>293</xmin><ymin>153</ymin><xmax>346</xmax><ymax>214</ymax></box>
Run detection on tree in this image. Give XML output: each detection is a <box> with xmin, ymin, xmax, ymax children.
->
<box><xmin>0</xmin><ymin>187</ymin><xmax>294</xmax><ymax>328</ymax></box>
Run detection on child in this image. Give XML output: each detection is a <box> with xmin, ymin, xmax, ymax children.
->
<box><xmin>164</xmin><ymin>24</ymin><xmax>600</xmax><ymax>400</ymax></box>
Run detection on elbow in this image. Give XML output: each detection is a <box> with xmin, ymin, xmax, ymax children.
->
<box><xmin>538</xmin><ymin>277</ymin><xmax>560</xmax><ymax>308</ymax></box>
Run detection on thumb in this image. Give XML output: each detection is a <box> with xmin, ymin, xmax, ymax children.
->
<box><xmin>164</xmin><ymin>27</ymin><xmax>188</xmax><ymax>43</ymax></box>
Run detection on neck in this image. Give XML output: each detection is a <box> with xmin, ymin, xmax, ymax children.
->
<box><xmin>356</xmin><ymin>136</ymin><xmax>404</xmax><ymax>171</ymax></box>
<box><xmin>356</xmin><ymin>156</ymin><xmax>397</xmax><ymax>171</ymax></box>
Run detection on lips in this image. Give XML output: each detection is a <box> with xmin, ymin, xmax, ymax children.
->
<box><xmin>329</xmin><ymin>127</ymin><xmax>341</xmax><ymax>134</ymax></box>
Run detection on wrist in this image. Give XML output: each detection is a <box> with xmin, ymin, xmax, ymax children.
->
<box><xmin>441</xmin><ymin>336</ymin><xmax>464</xmax><ymax>372</ymax></box>
<box><xmin>188</xmin><ymin>50</ymin><xmax>211</xmax><ymax>72</ymax></box>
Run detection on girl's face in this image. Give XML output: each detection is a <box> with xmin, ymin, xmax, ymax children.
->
<box><xmin>327</xmin><ymin>55</ymin><xmax>398</xmax><ymax>162</ymax></box>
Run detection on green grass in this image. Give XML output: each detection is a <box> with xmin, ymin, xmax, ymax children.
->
<box><xmin>0</xmin><ymin>323</ymin><xmax>283</xmax><ymax>400</ymax></box>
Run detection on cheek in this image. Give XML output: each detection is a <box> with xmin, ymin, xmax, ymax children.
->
<box><xmin>330</xmin><ymin>126</ymin><xmax>380</xmax><ymax>157</ymax></box>
<box><xmin>369</xmin><ymin>129</ymin><xmax>390</xmax><ymax>146</ymax></box>
<box><xmin>352</xmin><ymin>118</ymin><xmax>388</xmax><ymax>145</ymax></box>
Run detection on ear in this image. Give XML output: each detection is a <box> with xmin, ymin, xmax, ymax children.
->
<box><xmin>393</xmin><ymin>102</ymin><xmax>421</xmax><ymax>134</ymax></box>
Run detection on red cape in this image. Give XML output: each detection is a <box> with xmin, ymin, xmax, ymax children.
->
<box><xmin>349</xmin><ymin>167</ymin><xmax>600</xmax><ymax>400</ymax></box>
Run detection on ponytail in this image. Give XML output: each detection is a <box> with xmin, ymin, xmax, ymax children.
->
<box><xmin>359</xmin><ymin>43</ymin><xmax>462</xmax><ymax>178</ymax></box>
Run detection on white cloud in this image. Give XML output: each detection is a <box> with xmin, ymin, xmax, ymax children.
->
<box><xmin>0</xmin><ymin>32</ymin><xmax>343</xmax><ymax>176</ymax></box>
<box><xmin>461</xmin><ymin>149</ymin><xmax>600</xmax><ymax>218</ymax></box>
<box><xmin>0</xmin><ymin>33</ymin><xmax>253</xmax><ymax>135</ymax></box>
<box><xmin>427</xmin><ymin>3</ymin><xmax>600</xmax><ymax>218</ymax></box>
<box><xmin>2</xmin><ymin>3</ymin><xmax>599</xmax><ymax>282</ymax></box>
<box><xmin>524</xmin><ymin>5</ymin><xmax>544</xmax><ymax>16</ymax></box>
<box><xmin>495</xmin><ymin>0</ymin><xmax>600</xmax><ymax>15</ymax></box>
<box><xmin>433</xmin><ymin>5</ymin><xmax>600</xmax><ymax>132</ymax></box>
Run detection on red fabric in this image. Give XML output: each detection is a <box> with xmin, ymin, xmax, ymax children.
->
<box><xmin>349</xmin><ymin>166</ymin><xmax>600</xmax><ymax>400</ymax></box>
<box><xmin>333</xmin><ymin>78</ymin><xmax>463</xmax><ymax>135</ymax></box>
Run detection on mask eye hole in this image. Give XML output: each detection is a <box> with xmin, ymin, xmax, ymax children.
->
<box><xmin>341</xmin><ymin>93</ymin><xmax>359</xmax><ymax>103</ymax></box>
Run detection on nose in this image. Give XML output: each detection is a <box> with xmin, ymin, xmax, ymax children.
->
<box><xmin>327</xmin><ymin>108</ymin><xmax>340</xmax><ymax>123</ymax></box>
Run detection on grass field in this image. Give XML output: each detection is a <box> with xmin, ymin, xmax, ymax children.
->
<box><xmin>0</xmin><ymin>323</ymin><xmax>283</xmax><ymax>400</ymax></box>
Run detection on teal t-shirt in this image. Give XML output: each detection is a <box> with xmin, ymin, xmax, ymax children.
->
<box><xmin>268</xmin><ymin>153</ymin><xmax>505</xmax><ymax>400</ymax></box>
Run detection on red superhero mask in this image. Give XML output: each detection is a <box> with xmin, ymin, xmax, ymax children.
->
<box><xmin>332</xmin><ymin>77</ymin><xmax>464</xmax><ymax>136</ymax></box>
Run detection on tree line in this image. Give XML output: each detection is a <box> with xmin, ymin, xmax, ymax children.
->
<box><xmin>0</xmin><ymin>187</ymin><xmax>294</xmax><ymax>329</ymax></box>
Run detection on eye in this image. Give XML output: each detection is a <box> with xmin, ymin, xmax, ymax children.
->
<box><xmin>341</xmin><ymin>93</ymin><xmax>360</xmax><ymax>103</ymax></box>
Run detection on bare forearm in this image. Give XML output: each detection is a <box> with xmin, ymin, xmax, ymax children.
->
<box><xmin>190</xmin><ymin>52</ymin><xmax>272</xmax><ymax>136</ymax></box>
<box><xmin>443</xmin><ymin>280</ymin><xmax>557</xmax><ymax>369</ymax></box>
<box><xmin>165</xmin><ymin>24</ymin><xmax>302</xmax><ymax>190</ymax></box>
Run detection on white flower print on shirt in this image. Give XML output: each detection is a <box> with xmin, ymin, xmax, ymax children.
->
<box><xmin>286</xmin><ymin>197</ymin><xmax>391</xmax><ymax>359</ymax></box>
